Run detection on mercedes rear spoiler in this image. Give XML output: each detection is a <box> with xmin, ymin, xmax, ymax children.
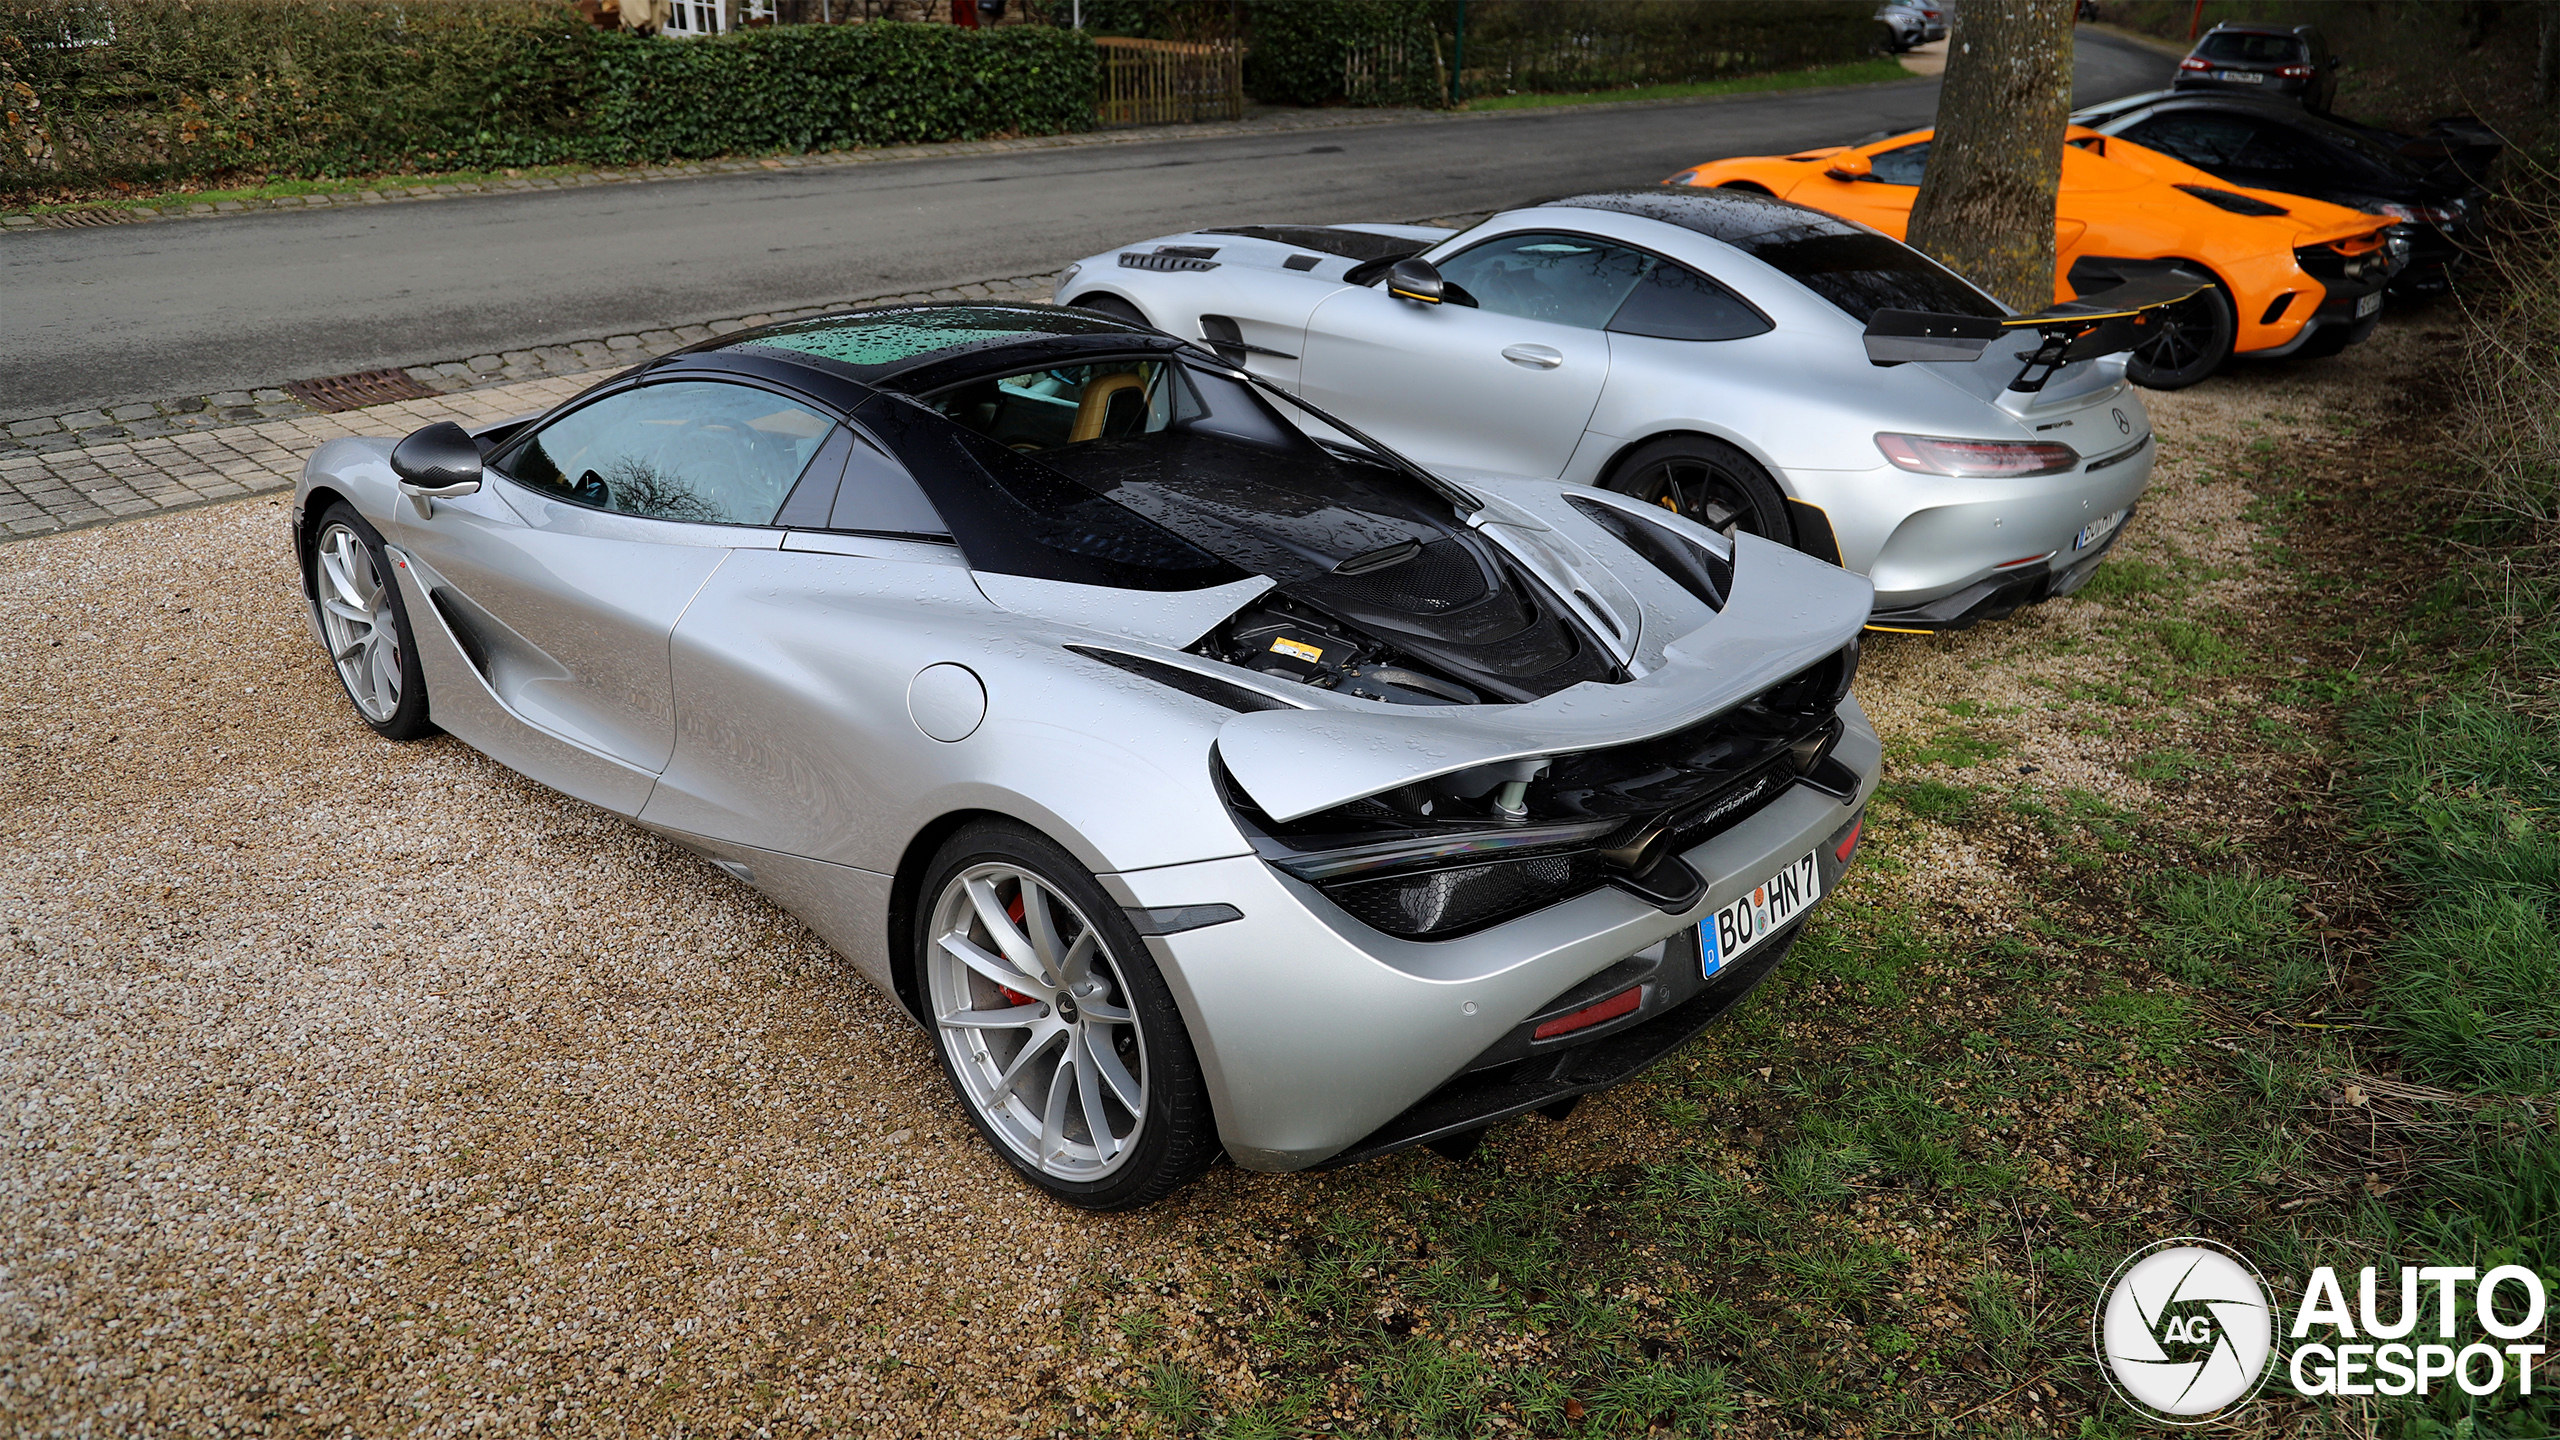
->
<box><xmin>1863</xmin><ymin>269</ymin><xmax>2209</xmax><ymax>392</ymax></box>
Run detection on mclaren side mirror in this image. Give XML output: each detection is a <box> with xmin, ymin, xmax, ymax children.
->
<box><xmin>390</xmin><ymin>421</ymin><xmax>484</xmax><ymax>499</ymax></box>
<box><xmin>1385</xmin><ymin>256</ymin><xmax>1446</xmax><ymax>304</ymax></box>
<box><xmin>1825</xmin><ymin>152</ymin><xmax>1874</xmax><ymax>182</ymax></box>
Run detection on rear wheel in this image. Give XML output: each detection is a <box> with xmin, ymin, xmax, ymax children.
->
<box><xmin>916</xmin><ymin>820</ymin><xmax>1218</xmax><ymax>1210</ymax></box>
<box><xmin>1601</xmin><ymin>435</ymin><xmax>1794</xmax><ymax>546</ymax></box>
<box><xmin>2126</xmin><ymin>279</ymin><xmax>2235</xmax><ymax>390</ymax></box>
<box><xmin>310</xmin><ymin>502</ymin><xmax>435</xmax><ymax>741</ymax></box>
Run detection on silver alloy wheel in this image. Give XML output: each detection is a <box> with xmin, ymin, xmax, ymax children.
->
<box><xmin>926</xmin><ymin>864</ymin><xmax>1149</xmax><ymax>1181</ymax></box>
<box><xmin>314</xmin><ymin>522</ymin><xmax>403</xmax><ymax>722</ymax></box>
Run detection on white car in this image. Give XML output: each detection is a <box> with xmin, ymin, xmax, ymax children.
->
<box><xmin>1060</xmin><ymin>188</ymin><xmax>2160</xmax><ymax>631</ymax></box>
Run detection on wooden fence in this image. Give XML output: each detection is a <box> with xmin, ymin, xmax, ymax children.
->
<box><xmin>1094</xmin><ymin>35</ymin><xmax>1244</xmax><ymax>127</ymax></box>
<box><xmin>1343</xmin><ymin>29</ymin><xmax>1445</xmax><ymax>108</ymax></box>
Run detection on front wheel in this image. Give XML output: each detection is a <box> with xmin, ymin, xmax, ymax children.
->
<box><xmin>310</xmin><ymin>502</ymin><xmax>435</xmax><ymax>741</ymax></box>
<box><xmin>2126</xmin><ymin>279</ymin><xmax>2235</xmax><ymax>390</ymax></box>
<box><xmin>916</xmin><ymin>821</ymin><xmax>1219</xmax><ymax>1210</ymax></box>
<box><xmin>1070</xmin><ymin>293</ymin><xmax>1150</xmax><ymax>328</ymax></box>
<box><xmin>1601</xmin><ymin>435</ymin><xmax>1795</xmax><ymax>546</ymax></box>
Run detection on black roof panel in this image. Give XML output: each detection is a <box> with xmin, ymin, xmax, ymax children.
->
<box><xmin>1533</xmin><ymin>185</ymin><xmax>1871</xmax><ymax>248</ymax></box>
<box><xmin>705</xmin><ymin>303</ymin><xmax>1174</xmax><ymax>388</ymax></box>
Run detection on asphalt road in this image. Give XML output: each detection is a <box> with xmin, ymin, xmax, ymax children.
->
<box><xmin>1</xmin><ymin>30</ymin><xmax>2172</xmax><ymax>419</ymax></box>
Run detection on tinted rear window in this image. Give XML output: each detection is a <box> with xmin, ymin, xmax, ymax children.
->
<box><xmin>2197</xmin><ymin>32</ymin><xmax>2304</xmax><ymax>64</ymax></box>
<box><xmin>1743</xmin><ymin>227</ymin><xmax>2004</xmax><ymax>324</ymax></box>
<box><xmin>854</xmin><ymin>393</ymin><xmax>1246</xmax><ymax>592</ymax></box>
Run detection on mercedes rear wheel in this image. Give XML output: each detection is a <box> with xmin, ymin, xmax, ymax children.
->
<box><xmin>1601</xmin><ymin>435</ymin><xmax>1795</xmax><ymax>546</ymax></box>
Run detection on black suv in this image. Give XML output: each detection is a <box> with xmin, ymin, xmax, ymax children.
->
<box><xmin>2175</xmin><ymin>22</ymin><xmax>2338</xmax><ymax>112</ymax></box>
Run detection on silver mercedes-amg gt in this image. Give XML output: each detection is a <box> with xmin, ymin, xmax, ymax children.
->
<box><xmin>1061</xmin><ymin>187</ymin><xmax>2161</xmax><ymax>632</ymax></box>
<box><xmin>293</xmin><ymin>306</ymin><xmax>1877</xmax><ymax>1209</ymax></box>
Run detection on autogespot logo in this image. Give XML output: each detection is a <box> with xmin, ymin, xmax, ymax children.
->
<box><xmin>2095</xmin><ymin>1239</ymin><xmax>2277</xmax><ymax>1423</ymax></box>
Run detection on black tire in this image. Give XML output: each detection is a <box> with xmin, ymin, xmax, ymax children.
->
<box><xmin>913</xmin><ymin>820</ymin><xmax>1219</xmax><ymax>1211</ymax></box>
<box><xmin>1070</xmin><ymin>293</ymin><xmax>1150</xmax><ymax>329</ymax></box>
<box><xmin>1601</xmin><ymin>435</ymin><xmax>1795</xmax><ymax>547</ymax></box>
<box><xmin>2126</xmin><ymin>279</ymin><xmax>2235</xmax><ymax>390</ymax></box>
<box><xmin>308</xmin><ymin>501</ymin><xmax>436</xmax><ymax>741</ymax></box>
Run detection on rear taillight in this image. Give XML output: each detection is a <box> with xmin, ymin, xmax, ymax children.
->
<box><xmin>1833</xmin><ymin>818</ymin><xmax>1863</xmax><ymax>864</ymax></box>
<box><xmin>1533</xmin><ymin>986</ymin><xmax>1643</xmax><ymax>1040</ymax></box>
<box><xmin>2279</xmin><ymin>63</ymin><xmax>2315</xmax><ymax>78</ymax></box>
<box><xmin>2373</xmin><ymin>201</ymin><xmax>2458</xmax><ymax>225</ymax></box>
<box><xmin>1875</xmin><ymin>433</ymin><xmax>2080</xmax><ymax>478</ymax></box>
<box><xmin>2179</xmin><ymin>56</ymin><xmax>2212</xmax><ymax>71</ymax></box>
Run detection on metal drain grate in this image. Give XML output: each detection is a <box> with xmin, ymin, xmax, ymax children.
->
<box><xmin>283</xmin><ymin>368</ymin><xmax>440</xmax><ymax>413</ymax></box>
<box><xmin>48</xmin><ymin>209</ymin><xmax>130</xmax><ymax>228</ymax></box>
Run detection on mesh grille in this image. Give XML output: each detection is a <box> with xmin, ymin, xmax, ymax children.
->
<box><xmin>1323</xmin><ymin>851</ymin><xmax>1608</xmax><ymax>939</ymax></box>
<box><xmin>1320</xmin><ymin>538</ymin><xmax>1489</xmax><ymax>614</ymax></box>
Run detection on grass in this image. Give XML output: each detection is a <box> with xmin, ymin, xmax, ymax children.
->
<box><xmin>1458</xmin><ymin>57</ymin><xmax>1910</xmax><ymax>112</ymax></box>
<box><xmin>1098</xmin><ymin>135</ymin><xmax>2560</xmax><ymax>1440</ymax></box>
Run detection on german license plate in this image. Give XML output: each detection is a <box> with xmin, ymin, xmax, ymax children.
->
<box><xmin>2355</xmin><ymin>290</ymin><xmax>2383</xmax><ymax>318</ymax></box>
<box><xmin>2075</xmin><ymin>507</ymin><xmax>2127</xmax><ymax>551</ymax></box>
<box><xmin>1701</xmin><ymin>851</ymin><xmax>1819</xmax><ymax>977</ymax></box>
<box><xmin>2216</xmin><ymin>69</ymin><xmax>2263</xmax><ymax>83</ymax></box>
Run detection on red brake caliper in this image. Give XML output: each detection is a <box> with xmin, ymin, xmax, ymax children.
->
<box><xmin>997</xmin><ymin>892</ymin><xmax>1036</xmax><ymax>1007</ymax></box>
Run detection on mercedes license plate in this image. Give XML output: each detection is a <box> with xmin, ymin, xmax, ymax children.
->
<box><xmin>1701</xmin><ymin>851</ymin><xmax>1819</xmax><ymax>976</ymax></box>
<box><xmin>2355</xmin><ymin>290</ymin><xmax>2383</xmax><ymax>318</ymax></box>
<box><xmin>2075</xmin><ymin>507</ymin><xmax>2127</xmax><ymax>551</ymax></box>
<box><xmin>2216</xmin><ymin>69</ymin><xmax>2263</xmax><ymax>83</ymax></box>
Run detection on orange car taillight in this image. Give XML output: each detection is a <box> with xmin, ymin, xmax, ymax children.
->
<box><xmin>1875</xmin><ymin>433</ymin><xmax>2080</xmax><ymax>478</ymax></box>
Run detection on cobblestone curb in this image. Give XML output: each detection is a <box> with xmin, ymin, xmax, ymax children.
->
<box><xmin>1</xmin><ymin>106</ymin><xmax>1446</xmax><ymax>233</ymax></box>
<box><xmin>0</xmin><ymin>274</ymin><xmax>1061</xmax><ymax>459</ymax></box>
<box><xmin>0</xmin><ymin>275</ymin><xmax>1060</xmax><ymax>541</ymax></box>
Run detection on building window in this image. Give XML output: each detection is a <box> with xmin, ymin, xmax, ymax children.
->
<box><xmin>664</xmin><ymin>0</ymin><xmax>726</xmax><ymax>36</ymax></box>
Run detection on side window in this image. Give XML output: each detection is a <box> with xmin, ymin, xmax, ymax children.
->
<box><xmin>771</xmin><ymin>424</ymin><xmax>949</xmax><ymax>536</ymax></box>
<box><xmin>1867</xmin><ymin>141</ymin><xmax>1930</xmax><ymax>186</ymax></box>
<box><xmin>504</xmin><ymin>381</ymin><xmax>835</xmax><ymax>527</ymax></box>
<box><xmin>2230</xmin><ymin>121</ymin><xmax>2332</xmax><ymax>172</ymax></box>
<box><xmin>2122</xmin><ymin>115</ymin><xmax>2250</xmax><ymax>168</ymax></box>
<box><xmin>1433</xmin><ymin>232</ymin><xmax>1653</xmax><ymax>329</ymax></box>
<box><xmin>1607</xmin><ymin>262</ymin><xmax>1771</xmax><ymax>342</ymax></box>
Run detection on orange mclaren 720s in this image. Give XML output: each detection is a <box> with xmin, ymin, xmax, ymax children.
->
<box><xmin>1669</xmin><ymin>125</ymin><xmax>2405</xmax><ymax>389</ymax></box>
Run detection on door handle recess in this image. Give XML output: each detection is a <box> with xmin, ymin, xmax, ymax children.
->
<box><xmin>1501</xmin><ymin>344</ymin><xmax>1564</xmax><ymax>370</ymax></box>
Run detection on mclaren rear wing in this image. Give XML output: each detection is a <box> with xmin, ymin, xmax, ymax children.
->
<box><xmin>1862</xmin><ymin>269</ymin><xmax>2209</xmax><ymax>392</ymax></box>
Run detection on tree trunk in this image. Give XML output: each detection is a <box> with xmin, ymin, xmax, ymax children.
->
<box><xmin>2537</xmin><ymin>0</ymin><xmax>2558</xmax><ymax>107</ymax></box>
<box><xmin>1905</xmin><ymin>0</ymin><xmax>2077</xmax><ymax>313</ymax></box>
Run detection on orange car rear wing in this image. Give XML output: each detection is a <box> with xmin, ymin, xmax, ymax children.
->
<box><xmin>1863</xmin><ymin>269</ymin><xmax>2210</xmax><ymax>392</ymax></box>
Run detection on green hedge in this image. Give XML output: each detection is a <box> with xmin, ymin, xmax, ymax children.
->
<box><xmin>1237</xmin><ymin>0</ymin><xmax>1880</xmax><ymax>108</ymax></box>
<box><xmin>0</xmin><ymin>1</ymin><xmax>1095</xmax><ymax>197</ymax></box>
<box><xmin>585</xmin><ymin>23</ymin><xmax>1096</xmax><ymax>162</ymax></box>
<box><xmin>1241</xmin><ymin>0</ymin><xmax>1435</xmax><ymax>108</ymax></box>
<box><xmin>1449</xmin><ymin>0</ymin><xmax>1879</xmax><ymax>99</ymax></box>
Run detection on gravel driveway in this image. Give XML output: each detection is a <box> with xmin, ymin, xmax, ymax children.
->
<box><xmin>0</xmin><ymin>499</ymin><xmax>1326</xmax><ymax>1435</ymax></box>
